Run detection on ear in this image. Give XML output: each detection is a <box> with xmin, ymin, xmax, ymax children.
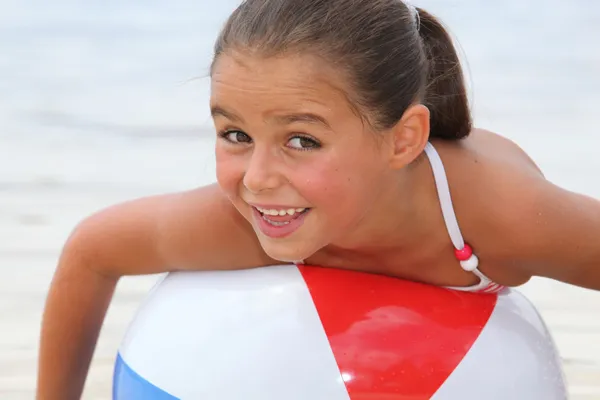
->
<box><xmin>388</xmin><ymin>104</ymin><xmax>430</xmax><ymax>169</ymax></box>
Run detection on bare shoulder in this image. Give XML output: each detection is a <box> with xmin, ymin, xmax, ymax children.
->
<box><xmin>68</xmin><ymin>183</ymin><xmax>277</xmax><ymax>277</ymax></box>
<box><xmin>433</xmin><ymin>128</ymin><xmax>543</xmax><ymax>177</ymax></box>
<box><xmin>157</xmin><ymin>183</ymin><xmax>277</xmax><ymax>270</ymax></box>
<box><xmin>433</xmin><ymin>129</ymin><xmax>600</xmax><ymax>290</ymax></box>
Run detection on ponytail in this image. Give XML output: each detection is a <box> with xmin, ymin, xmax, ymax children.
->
<box><xmin>416</xmin><ymin>8</ymin><xmax>472</xmax><ymax>140</ymax></box>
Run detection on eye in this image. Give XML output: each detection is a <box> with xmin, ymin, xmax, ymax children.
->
<box><xmin>287</xmin><ymin>135</ymin><xmax>321</xmax><ymax>151</ymax></box>
<box><xmin>220</xmin><ymin>130</ymin><xmax>252</xmax><ymax>144</ymax></box>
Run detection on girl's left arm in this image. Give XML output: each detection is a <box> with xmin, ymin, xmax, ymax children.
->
<box><xmin>502</xmin><ymin>178</ymin><xmax>600</xmax><ymax>290</ymax></box>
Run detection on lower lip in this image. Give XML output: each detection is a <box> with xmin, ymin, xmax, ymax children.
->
<box><xmin>251</xmin><ymin>207</ymin><xmax>309</xmax><ymax>239</ymax></box>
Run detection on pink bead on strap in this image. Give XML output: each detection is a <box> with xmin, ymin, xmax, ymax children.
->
<box><xmin>454</xmin><ymin>243</ymin><xmax>479</xmax><ymax>272</ymax></box>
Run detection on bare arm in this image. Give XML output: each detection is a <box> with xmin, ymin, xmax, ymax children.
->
<box><xmin>506</xmin><ymin>179</ymin><xmax>600</xmax><ymax>290</ymax></box>
<box><xmin>465</xmin><ymin>144</ymin><xmax>600</xmax><ymax>290</ymax></box>
<box><xmin>442</xmin><ymin>130</ymin><xmax>600</xmax><ymax>289</ymax></box>
<box><xmin>37</xmin><ymin>183</ymin><xmax>275</xmax><ymax>399</ymax></box>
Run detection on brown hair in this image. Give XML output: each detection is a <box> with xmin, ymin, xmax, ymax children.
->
<box><xmin>212</xmin><ymin>0</ymin><xmax>471</xmax><ymax>140</ymax></box>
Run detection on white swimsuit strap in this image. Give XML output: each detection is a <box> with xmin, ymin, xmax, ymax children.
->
<box><xmin>445</xmin><ymin>269</ymin><xmax>491</xmax><ymax>291</ymax></box>
<box><xmin>423</xmin><ymin>142</ymin><xmax>465</xmax><ymax>250</ymax></box>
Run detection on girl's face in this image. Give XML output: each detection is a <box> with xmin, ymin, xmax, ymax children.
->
<box><xmin>211</xmin><ymin>51</ymin><xmax>399</xmax><ymax>263</ymax></box>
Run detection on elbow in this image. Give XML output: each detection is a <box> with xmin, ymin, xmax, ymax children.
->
<box><xmin>58</xmin><ymin>214</ymin><xmax>121</xmax><ymax>281</ymax></box>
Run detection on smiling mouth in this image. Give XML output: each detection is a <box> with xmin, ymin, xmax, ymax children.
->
<box><xmin>254</xmin><ymin>206</ymin><xmax>310</xmax><ymax>226</ymax></box>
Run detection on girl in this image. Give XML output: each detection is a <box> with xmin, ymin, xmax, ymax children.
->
<box><xmin>37</xmin><ymin>0</ymin><xmax>600</xmax><ymax>398</ymax></box>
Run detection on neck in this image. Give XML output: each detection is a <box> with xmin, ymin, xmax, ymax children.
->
<box><xmin>326</xmin><ymin>152</ymin><xmax>441</xmax><ymax>258</ymax></box>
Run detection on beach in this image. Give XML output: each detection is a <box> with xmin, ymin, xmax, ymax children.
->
<box><xmin>1</xmin><ymin>0</ymin><xmax>600</xmax><ymax>398</ymax></box>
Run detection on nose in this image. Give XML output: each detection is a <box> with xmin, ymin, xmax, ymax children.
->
<box><xmin>243</xmin><ymin>147</ymin><xmax>286</xmax><ymax>194</ymax></box>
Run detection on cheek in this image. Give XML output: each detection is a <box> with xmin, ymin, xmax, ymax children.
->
<box><xmin>215</xmin><ymin>147</ymin><xmax>244</xmax><ymax>196</ymax></box>
<box><xmin>289</xmin><ymin>153</ymin><xmax>383</xmax><ymax>212</ymax></box>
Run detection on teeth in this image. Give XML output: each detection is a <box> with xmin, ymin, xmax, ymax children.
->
<box><xmin>256</xmin><ymin>206</ymin><xmax>306</xmax><ymax>216</ymax></box>
<box><xmin>262</xmin><ymin>215</ymin><xmax>290</xmax><ymax>226</ymax></box>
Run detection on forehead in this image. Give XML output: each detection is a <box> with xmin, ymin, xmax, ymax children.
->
<box><xmin>210</xmin><ymin>51</ymin><xmax>353</xmax><ymax>109</ymax></box>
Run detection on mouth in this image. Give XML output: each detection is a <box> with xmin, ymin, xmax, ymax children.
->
<box><xmin>254</xmin><ymin>206</ymin><xmax>309</xmax><ymax>225</ymax></box>
<box><xmin>250</xmin><ymin>205</ymin><xmax>311</xmax><ymax>238</ymax></box>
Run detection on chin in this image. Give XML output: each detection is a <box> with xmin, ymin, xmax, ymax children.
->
<box><xmin>259</xmin><ymin>239</ymin><xmax>318</xmax><ymax>265</ymax></box>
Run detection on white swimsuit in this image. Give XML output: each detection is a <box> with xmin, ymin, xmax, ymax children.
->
<box><xmin>424</xmin><ymin>142</ymin><xmax>505</xmax><ymax>294</ymax></box>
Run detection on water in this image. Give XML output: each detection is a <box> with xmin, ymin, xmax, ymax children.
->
<box><xmin>1</xmin><ymin>0</ymin><xmax>599</xmax><ymax>398</ymax></box>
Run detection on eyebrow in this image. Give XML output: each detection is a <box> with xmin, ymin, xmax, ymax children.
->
<box><xmin>210</xmin><ymin>105</ymin><xmax>331</xmax><ymax>129</ymax></box>
<box><xmin>210</xmin><ymin>106</ymin><xmax>241</xmax><ymax>122</ymax></box>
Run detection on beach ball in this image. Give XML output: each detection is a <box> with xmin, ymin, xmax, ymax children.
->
<box><xmin>113</xmin><ymin>265</ymin><xmax>567</xmax><ymax>399</ymax></box>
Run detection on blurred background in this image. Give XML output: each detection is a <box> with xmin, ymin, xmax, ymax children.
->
<box><xmin>1</xmin><ymin>0</ymin><xmax>599</xmax><ymax>398</ymax></box>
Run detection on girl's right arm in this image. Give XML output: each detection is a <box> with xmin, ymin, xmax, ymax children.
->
<box><xmin>36</xmin><ymin>183</ymin><xmax>275</xmax><ymax>400</ymax></box>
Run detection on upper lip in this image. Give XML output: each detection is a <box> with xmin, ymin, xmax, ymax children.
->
<box><xmin>248</xmin><ymin>203</ymin><xmax>308</xmax><ymax>210</ymax></box>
